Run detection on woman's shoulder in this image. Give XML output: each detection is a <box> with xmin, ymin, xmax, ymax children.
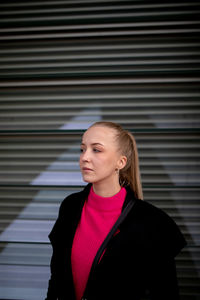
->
<box><xmin>126</xmin><ymin>186</ymin><xmax>172</xmax><ymax>224</ymax></box>
<box><xmin>48</xmin><ymin>185</ymin><xmax>91</xmax><ymax>243</ymax></box>
<box><xmin>135</xmin><ymin>198</ymin><xmax>171</xmax><ymax>222</ymax></box>
<box><xmin>132</xmin><ymin>198</ymin><xmax>187</xmax><ymax>257</ymax></box>
<box><xmin>59</xmin><ymin>184</ymin><xmax>91</xmax><ymax>215</ymax></box>
<box><xmin>133</xmin><ymin>198</ymin><xmax>179</xmax><ymax>234</ymax></box>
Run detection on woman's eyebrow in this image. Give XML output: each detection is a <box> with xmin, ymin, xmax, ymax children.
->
<box><xmin>81</xmin><ymin>142</ymin><xmax>104</xmax><ymax>146</ymax></box>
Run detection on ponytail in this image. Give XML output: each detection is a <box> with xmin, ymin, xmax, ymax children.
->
<box><xmin>119</xmin><ymin>131</ymin><xmax>143</xmax><ymax>200</ymax></box>
<box><xmin>90</xmin><ymin>122</ymin><xmax>143</xmax><ymax>200</ymax></box>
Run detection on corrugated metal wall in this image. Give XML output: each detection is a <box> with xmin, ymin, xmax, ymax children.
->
<box><xmin>0</xmin><ymin>1</ymin><xmax>200</xmax><ymax>299</ymax></box>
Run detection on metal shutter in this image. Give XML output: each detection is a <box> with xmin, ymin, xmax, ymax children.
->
<box><xmin>0</xmin><ymin>1</ymin><xmax>200</xmax><ymax>299</ymax></box>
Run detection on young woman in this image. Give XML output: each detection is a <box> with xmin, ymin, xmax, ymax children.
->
<box><xmin>46</xmin><ymin>121</ymin><xmax>186</xmax><ymax>300</ymax></box>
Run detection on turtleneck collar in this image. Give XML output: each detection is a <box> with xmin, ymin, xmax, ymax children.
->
<box><xmin>87</xmin><ymin>185</ymin><xmax>127</xmax><ymax>212</ymax></box>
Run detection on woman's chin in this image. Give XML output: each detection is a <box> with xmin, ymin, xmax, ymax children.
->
<box><xmin>82</xmin><ymin>175</ymin><xmax>94</xmax><ymax>183</ymax></box>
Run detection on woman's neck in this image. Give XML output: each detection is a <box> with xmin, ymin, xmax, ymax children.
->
<box><xmin>92</xmin><ymin>180</ymin><xmax>121</xmax><ymax>198</ymax></box>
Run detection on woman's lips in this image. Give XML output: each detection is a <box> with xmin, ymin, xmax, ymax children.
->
<box><xmin>82</xmin><ymin>167</ymin><xmax>93</xmax><ymax>171</ymax></box>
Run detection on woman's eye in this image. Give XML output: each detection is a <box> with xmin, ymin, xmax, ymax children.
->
<box><xmin>80</xmin><ymin>148</ymin><xmax>101</xmax><ymax>153</ymax></box>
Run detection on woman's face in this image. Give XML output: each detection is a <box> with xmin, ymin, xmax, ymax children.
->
<box><xmin>79</xmin><ymin>126</ymin><xmax>125</xmax><ymax>186</ymax></box>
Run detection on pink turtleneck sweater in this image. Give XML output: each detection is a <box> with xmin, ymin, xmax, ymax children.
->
<box><xmin>71</xmin><ymin>186</ymin><xmax>126</xmax><ymax>300</ymax></box>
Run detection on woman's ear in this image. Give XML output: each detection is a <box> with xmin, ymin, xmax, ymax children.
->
<box><xmin>117</xmin><ymin>155</ymin><xmax>127</xmax><ymax>170</ymax></box>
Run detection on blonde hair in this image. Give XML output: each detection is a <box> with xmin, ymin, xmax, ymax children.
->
<box><xmin>89</xmin><ymin>121</ymin><xmax>143</xmax><ymax>200</ymax></box>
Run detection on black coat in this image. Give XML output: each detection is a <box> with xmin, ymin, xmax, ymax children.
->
<box><xmin>46</xmin><ymin>184</ymin><xmax>186</xmax><ymax>300</ymax></box>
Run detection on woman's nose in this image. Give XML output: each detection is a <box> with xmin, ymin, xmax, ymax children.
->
<box><xmin>81</xmin><ymin>150</ymin><xmax>90</xmax><ymax>162</ymax></box>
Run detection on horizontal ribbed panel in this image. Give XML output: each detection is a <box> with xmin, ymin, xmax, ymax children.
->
<box><xmin>0</xmin><ymin>95</ymin><xmax>200</xmax><ymax>129</ymax></box>
<box><xmin>0</xmin><ymin>2</ymin><xmax>200</xmax><ymax>131</ymax></box>
<box><xmin>0</xmin><ymin>1</ymin><xmax>199</xmax><ymax>299</ymax></box>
